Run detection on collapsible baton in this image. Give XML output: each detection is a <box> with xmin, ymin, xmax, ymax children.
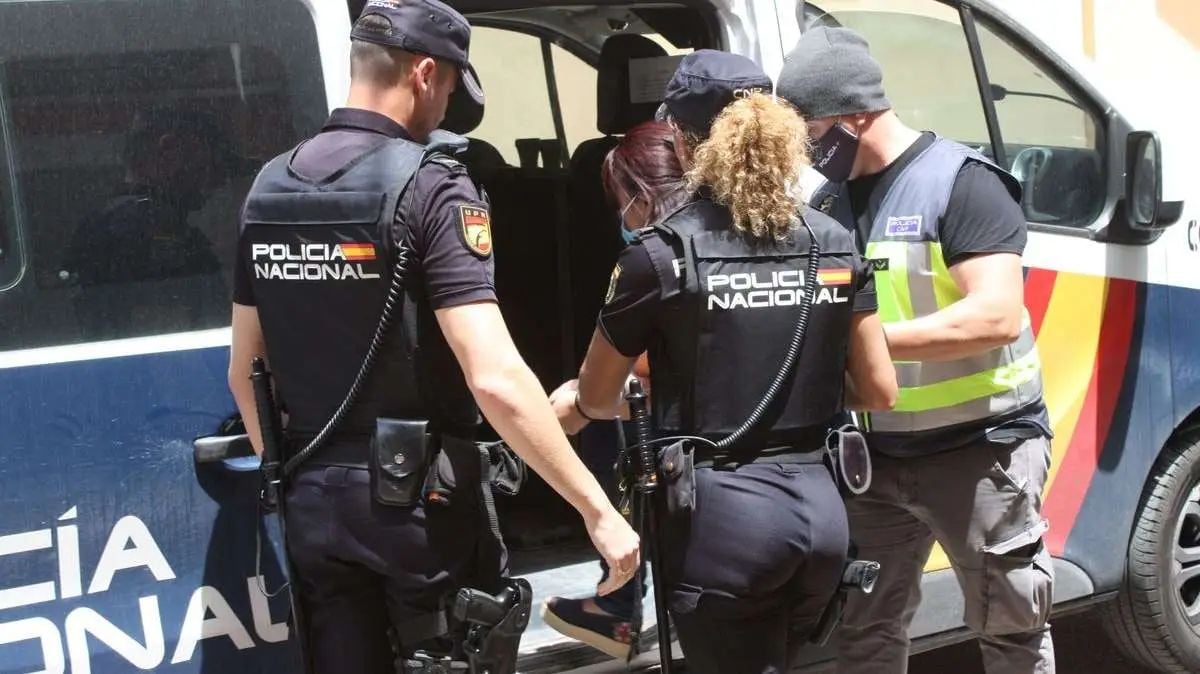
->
<box><xmin>250</xmin><ymin>357</ymin><xmax>309</xmax><ymax>672</ymax></box>
<box><xmin>625</xmin><ymin>379</ymin><xmax>674</xmax><ymax>673</ymax></box>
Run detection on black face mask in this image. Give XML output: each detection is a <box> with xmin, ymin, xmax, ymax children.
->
<box><xmin>811</xmin><ymin>123</ymin><xmax>860</xmax><ymax>183</ymax></box>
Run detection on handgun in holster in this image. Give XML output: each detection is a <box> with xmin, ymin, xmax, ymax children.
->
<box><xmin>809</xmin><ymin>555</ymin><xmax>882</xmax><ymax>646</ymax></box>
<box><xmin>401</xmin><ymin>578</ymin><xmax>533</xmax><ymax>674</ymax></box>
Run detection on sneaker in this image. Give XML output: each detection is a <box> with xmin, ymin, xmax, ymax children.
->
<box><xmin>541</xmin><ymin>596</ymin><xmax>634</xmax><ymax>660</ymax></box>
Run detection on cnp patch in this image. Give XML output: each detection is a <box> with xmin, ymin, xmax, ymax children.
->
<box><xmin>459</xmin><ymin>205</ymin><xmax>493</xmax><ymax>257</ymax></box>
<box><xmin>606</xmin><ymin>263</ymin><xmax>622</xmax><ymax>304</ymax></box>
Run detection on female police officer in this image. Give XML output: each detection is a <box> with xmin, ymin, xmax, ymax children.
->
<box><xmin>548</xmin><ymin>50</ymin><xmax>897</xmax><ymax>673</ymax></box>
<box><xmin>543</xmin><ymin>120</ymin><xmax>691</xmax><ymax>658</ymax></box>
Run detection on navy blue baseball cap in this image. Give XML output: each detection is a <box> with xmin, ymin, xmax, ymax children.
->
<box><xmin>655</xmin><ymin>50</ymin><xmax>773</xmax><ymax>134</ymax></box>
<box><xmin>352</xmin><ymin>0</ymin><xmax>484</xmax><ymax>134</ymax></box>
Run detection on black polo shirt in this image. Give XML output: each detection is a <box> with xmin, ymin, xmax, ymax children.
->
<box><xmin>233</xmin><ymin>108</ymin><xmax>496</xmax><ymax>309</ymax></box>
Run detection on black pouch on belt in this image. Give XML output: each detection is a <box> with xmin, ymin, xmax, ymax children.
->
<box><xmin>371</xmin><ymin>418</ymin><xmax>434</xmax><ymax>507</ymax></box>
<box><xmin>422</xmin><ymin>438</ymin><xmax>528</xmax><ymax>508</ymax></box>
<box><xmin>659</xmin><ymin>440</ymin><xmax>696</xmax><ymax>516</ymax></box>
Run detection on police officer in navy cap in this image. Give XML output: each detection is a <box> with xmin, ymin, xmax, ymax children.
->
<box><xmin>227</xmin><ymin>2</ymin><xmax>639</xmax><ymax>672</ymax></box>
<box><xmin>547</xmin><ymin>49</ymin><xmax>898</xmax><ymax>673</ymax></box>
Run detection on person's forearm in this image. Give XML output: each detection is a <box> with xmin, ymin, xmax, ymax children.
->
<box><xmin>884</xmin><ymin>295</ymin><xmax>1022</xmax><ymax>362</ymax></box>
<box><xmin>228</xmin><ymin>368</ymin><xmax>264</xmax><ymax>457</ymax></box>
<box><xmin>470</xmin><ymin>359</ymin><xmax>612</xmax><ymax>521</ymax></box>
<box><xmin>843</xmin><ymin>374</ymin><xmax>870</xmax><ymax>412</ymax></box>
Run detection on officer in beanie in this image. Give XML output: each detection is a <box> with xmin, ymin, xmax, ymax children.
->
<box><xmin>548</xmin><ymin>49</ymin><xmax>897</xmax><ymax>673</ymax></box>
<box><xmin>779</xmin><ymin>27</ymin><xmax>1056</xmax><ymax>674</ymax></box>
<box><xmin>227</xmin><ymin>2</ymin><xmax>639</xmax><ymax>672</ymax></box>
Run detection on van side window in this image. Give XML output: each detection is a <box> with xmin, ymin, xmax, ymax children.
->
<box><xmin>552</xmin><ymin>44</ymin><xmax>600</xmax><ymax>156</ymax></box>
<box><xmin>0</xmin><ymin>0</ymin><xmax>326</xmax><ymax>352</ymax></box>
<box><xmin>470</xmin><ymin>27</ymin><xmax>559</xmax><ymax>166</ymax></box>
<box><xmin>804</xmin><ymin>2</ymin><xmax>991</xmax><ymax>152</ymax></box>
<box><xmin>977</xmin><ymin>21</ymin><xmax>1106</xmax><ymax>227</ymax></box>
<box><xmin>0</xmin><ymin>66</ymin><xmax>19</xmax><ymax>292</ymax></box>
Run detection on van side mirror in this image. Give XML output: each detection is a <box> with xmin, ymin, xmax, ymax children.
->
<box><xmin>1126</xmin><ymin>131</ymin><xmax>1163</xmax><ymax>229</ymax></box>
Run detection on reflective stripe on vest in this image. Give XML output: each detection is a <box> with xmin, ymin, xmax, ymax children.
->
<box><xmin>860</xmin><ymin>137</ymin><xmax>1043</xmax><ymax>434</ymax></box>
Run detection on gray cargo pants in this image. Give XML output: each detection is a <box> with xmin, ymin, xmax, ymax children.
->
<box><xmin>835</xmin><ymin>435</ymin><xmax>1055</xmax><ymax>674</ymax></box>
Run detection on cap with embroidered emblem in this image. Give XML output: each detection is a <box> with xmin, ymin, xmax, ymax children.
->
<box><xmin>351</xmin><ymin>0</ymin><xmax>484</xmax><ymax>134</ymax></box>
<box><xmin>654</xmin><ymin>50</ymin><xmax>773</xmax><ymax>135</ymax></box>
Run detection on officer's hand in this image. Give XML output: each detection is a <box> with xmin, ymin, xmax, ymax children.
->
<box><xmin>588</xmin><ymin>508</ymin><xmax>641</xmax><ymax>596</ymax></box>
<box><xmin>549</xmin><ymin>379</ymin><xmax>589</xmax><ymax>435</ymax></box>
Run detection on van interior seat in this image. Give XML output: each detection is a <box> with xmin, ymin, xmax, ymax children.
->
<box><xmin>565</xmin><ymin>34</ymin><xmax>668</xmax><ymax>366</ymax></box>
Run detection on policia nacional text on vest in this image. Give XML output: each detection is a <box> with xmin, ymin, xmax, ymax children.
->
<box><xmin>242</xmin><ymin>131</ymin><xmax>531</xmax><ymax>674</ymax></box>
<box><xmin>639</xmin><ymin>199</ymin><xmax>858</xmax><ymax>444</ymax></box>
<box><xmin>816</xmin><ymin>136</ymin><xmax>1042</xmax><ymax>434</ymax></box>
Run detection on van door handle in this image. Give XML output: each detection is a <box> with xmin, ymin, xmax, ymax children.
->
<box><xmin>194</xmin><ymin>434</ymin><xmax>255</xmax><ymax>463</ymax></box>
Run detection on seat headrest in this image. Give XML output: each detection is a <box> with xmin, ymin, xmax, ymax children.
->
<box><xmin>597</xmin><ymin>34</ymin><xmax>670</xmax><ymax>136</ymax></box>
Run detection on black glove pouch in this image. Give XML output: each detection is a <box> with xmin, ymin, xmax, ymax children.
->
<box><xmin>372</xmin><ymin>418</ymin><xmax>435</xmax><ymax>507</ymax></box>
<box><xmin>659</xmin><ymin>440</ymin><xmax>696</xmax><ymax>516</ymax></box>
<box><xmin>422</xmin><ymin>437</ymin><xmax>527</xmax><ymax>507</ymax></box>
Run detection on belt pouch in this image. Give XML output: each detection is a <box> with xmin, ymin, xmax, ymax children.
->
<box><xmin>659</xmin><ymin>440</ymin><xmax>696</xmax><ymax>516</ymax></box>
<box><xmin>371</xmin><ymin>418</ymin><xmax>433</xmax><ymax>507</ymax></box>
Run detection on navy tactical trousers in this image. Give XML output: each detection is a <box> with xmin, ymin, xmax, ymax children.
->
<box><xmin>283</xmin><ymin>463</ymin><xmax>491</xmax><ymax>674</ymax></box>
<box><xmin>662</xmin><ymin>462</ymin><xmax>849</xmax><ymax>674</ymax></box>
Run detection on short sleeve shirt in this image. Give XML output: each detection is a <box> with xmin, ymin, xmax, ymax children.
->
<box><xmin>846</xmin><ymin>131</ymin><xmax>1026</xmax><ymax>266</ymax></box>
<box><xmin>233</xmin><ymin>108</ymin><xmax>495</xmax><ymax>309</ymax></box>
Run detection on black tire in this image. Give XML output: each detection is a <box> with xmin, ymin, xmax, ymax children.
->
<box><xmin>1103</xmin><ymin>429</ymin><xmax>1200</xmax><ymax>672</ymax></box>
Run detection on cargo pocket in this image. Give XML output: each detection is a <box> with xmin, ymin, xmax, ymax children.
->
<box><xmin>977</xmin><ymin>521</ymin><xmax>1054</xmax><ymax>635</ymax></box>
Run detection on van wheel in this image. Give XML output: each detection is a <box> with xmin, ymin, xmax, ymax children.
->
<box><xmin>1103</xmin><ymin>430</ymin><xmax>1200</xmax><ymax>672</ymax></box>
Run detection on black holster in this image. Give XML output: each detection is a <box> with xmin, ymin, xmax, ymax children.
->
<box><xmin>809</xmin><ymin>555</ymin><xmax>881</xmax><ymax>646</ymax></box>
<box><xmin>401</xmin><ymin>578</ymin><xmax>533</xmax><ymax>674</ymax></box>
<box><xmin>459</xmin><ymin>578</ymin><xmax>533</xmax><ymax>674</ymax></box>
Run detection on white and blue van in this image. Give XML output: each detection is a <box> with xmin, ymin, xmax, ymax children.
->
<box><xmin>1</xmin><ymin>0</ymin><xmax>1198</xmax><ymax>672</ymax></box>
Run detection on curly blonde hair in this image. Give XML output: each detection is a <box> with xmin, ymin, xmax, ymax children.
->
<box><xmin>685</xmin><ymin>92</ymin><xmax>810</xmax><ymax>240</ymax></box>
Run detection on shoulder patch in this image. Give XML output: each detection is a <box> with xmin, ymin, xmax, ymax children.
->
<box><xmin>606</xmin><ymin>263</ymin><xmax>622</xmax><ymax>304</ymax></box>
<box><xmin>458</xmin><ymin>205</ymin><xmax>493</xmax><ymax>257</ymax></box>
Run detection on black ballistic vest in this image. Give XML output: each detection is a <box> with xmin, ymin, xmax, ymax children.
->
<box><xmin>641</xmin><ymin>200</ymin><xmax>861</xmax><ymax>448</ymax></box>
<box><xmin>241</xmin><ymin>136</ymin><xmax>478</xmax><ymax>437</ymax></box>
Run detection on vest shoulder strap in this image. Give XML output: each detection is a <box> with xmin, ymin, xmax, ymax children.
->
<box><xmin>638</xmin><ymin>227</ymin><xmax>683</xmax><ymax>301</ymax></box>
<box><xmin>372</xmin><ymin>139</ymin><xmax>432</xmax><ymax>248</ymax></box>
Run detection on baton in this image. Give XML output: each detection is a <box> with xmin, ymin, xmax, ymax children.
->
<box><xmin>626</xmin><ymin>379</ymin><xmax>673</xmax><ymax>672</ymax></box>
<box><xmin>249</xmin><ymin>357</ymin><xmax>310</xmax><ymax>672</ymax></box>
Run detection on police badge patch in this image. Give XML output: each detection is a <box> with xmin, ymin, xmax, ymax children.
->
<box><xmin>606</xmin><ymin>263</ymin><xmax>622</xmax><ymax>304</ymax></box>
<box><xmin>884</xmin><ymin>215</ymin><xmax>922</xmax><ymax>237</ymax></box>
<box><xmin>458</xmin><ymin>205</ymin><xmax>493</xmax><ymax>257</ymax></box>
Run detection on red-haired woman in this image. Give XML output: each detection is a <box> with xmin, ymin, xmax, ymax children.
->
<box><xmin>541</xmin><ymin>121</ymin><xmax>689</xmax><ymax>659</ymax></box>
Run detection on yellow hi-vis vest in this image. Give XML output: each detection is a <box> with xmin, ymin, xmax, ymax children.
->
<box><xmin>819</xmin><ymin>137</ymin><xmax>1043</xmax><ymax>434</ymax></box>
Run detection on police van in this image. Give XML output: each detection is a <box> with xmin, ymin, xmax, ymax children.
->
<box><xmin>1</xmin><ymin>0</ymin><xmax>1198</xmax><ymax>671</ymax></box>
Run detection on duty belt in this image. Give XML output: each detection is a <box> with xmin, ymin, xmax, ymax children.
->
<box><xmin>691</xmin><ymin>445</ymin><xmax>827</xmax><ymax>470</ymax></box>
<box><xmin>285</xmin><ymin>431</ymin><xmax>478</xmax><ymax>470</ymax></box>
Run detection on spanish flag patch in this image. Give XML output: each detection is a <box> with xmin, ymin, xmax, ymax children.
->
<box><xmin>339</xmin><ymin>242</ymin><xmax>377</xmax><ymax>261</ymax></box>
<box><xmin>459</xmin><ymin>206</ymin><xmax>493</xmax><ymax>257</ymax></box>
<box><xmin>817</xmin><ymin>268</ymin><xmax>853</xmax><ymax>286</ymax></box>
